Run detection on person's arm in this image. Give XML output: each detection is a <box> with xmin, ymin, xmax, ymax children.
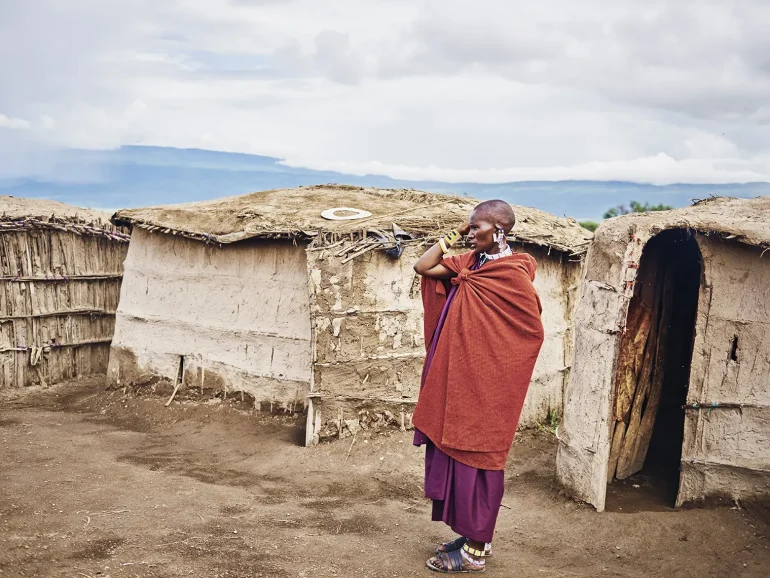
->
<box><xmin>413</xmin><ymin>223</ymin><xmax>469</xmax><ymax>279</ymax></box>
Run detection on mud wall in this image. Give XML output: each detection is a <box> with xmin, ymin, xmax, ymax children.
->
<box><xmin>305</xmin><ymin>244</ymin><xmax>423</xmax><ymax>441</ymax></box>
<box><xmin>306</xmin><ymin>243</ymin><xmax>581</xmax><ymax>440</ymax></box>
<box><xmin>679</xmin><ymin>236</ymin><xmax>770</xmax><ymax>504</ymax></box>
<box><xmin>108</xmin><ymin>229</ymin><xmax>312</xmax><ymax>406</ymax></box>
<box><xmin>556</xmin><ymin>225</ymin><xmax>655</xmax><ymax>511</ymax></box>
<box><xmin>520</xmin><ymin>245</ymin><xmax>582</xmax><ymax>426</ymax></box>
<box><xmin>1</xmin><ymin>229</ymin><xmax>126</xmax><ymax>388</ymax></box>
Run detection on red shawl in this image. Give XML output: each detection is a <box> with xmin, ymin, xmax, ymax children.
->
<box><xmin>412</xmin><ymin>251</ymin><xmax>545</xmax><ymax>470</ymax></box>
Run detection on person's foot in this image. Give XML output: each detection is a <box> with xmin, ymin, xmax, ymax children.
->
<box><xmin>426</xmin><ymin>548</ymin><xmax>486</xmax><ymax>573</ymax></box>
<box><xmin>436</xmin><ymin>537</ymin><xmax>492</xmax><ymax>557</ymax></box>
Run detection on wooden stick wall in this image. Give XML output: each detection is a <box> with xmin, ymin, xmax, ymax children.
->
<box><xmin>0</xmin><ymin>229</ymin><xmax>128</xmax><ymax>388</ymax></box>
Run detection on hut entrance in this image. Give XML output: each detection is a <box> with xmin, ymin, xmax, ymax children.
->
<box><xmin>606</xmin><ymin>230</ymin><xmax>701</xmax><ymax>510</ymax></box>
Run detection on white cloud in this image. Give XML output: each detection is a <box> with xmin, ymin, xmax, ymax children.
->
<box><xmin>281</xmin><ymin>153</ymin><xmax>770</xmax><ymax>186</ymax></box>
<box><xmin>40</xmin><ymin>115</ymin><xmax>56</xmax><ymax>130</ymax></box>
<box><xmin>1</xmin><ymin>0</ymin><xmax>769</xmax><ymax>184</ymax></box>
<box><xmin>0</xmin><ymin>114</ymin><xmax>31</xmax><ymax>130</ymax></box>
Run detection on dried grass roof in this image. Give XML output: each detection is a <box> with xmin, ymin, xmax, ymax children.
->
<box><xmin>112</xmin><ymin>185</ymin><xmax>592</xmax><ymax>255</ymax></box>
<box><xmin>597</xmin><ymin>195</ymin><xmax>770</xmax><ymax>251</ymax></box>
<box><xmin>1</xmin><ymin>196</ymin><xmax>129</xmax><ymax>242</ymax></box>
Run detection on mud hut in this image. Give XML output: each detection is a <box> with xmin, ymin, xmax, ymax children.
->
<box><xmin>0</xmin><ymin>196</ymin><xmax>130</xmax><ymax>388</ymax></box>
<box><xmin>109</xmin><ymin>185</ymin><xmax>592</xmax><ymax>444</ymax></box>
<box><xmin>557</xmin><ymin>196</ymin><xmax>770</xmax><ymax>510</ymax></box>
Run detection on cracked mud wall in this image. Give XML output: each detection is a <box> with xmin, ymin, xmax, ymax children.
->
<box><xmin>306</xmin><ymin>244</ymin><xmax>425</xmax><ymax>438</ymax></box>
<box><xmin>108</xmin><ymin>229</ymin><xmax>312</xmax><ymax>407</ymax></box>
<box><xmin>556</xmin><ymin>224</ymin><xmax>656</xmax><ymax>511</ymax></box>
<box><xmin>556</xmin><ymin>282</ymin><xmax>626</xmax><ymax>511</ymax></box>
<box><xmin>108</xmin><ymin>230</ymin><xmax>580</xmax><ymax>436</ymax></box>
<box><xmin>679</xmin><ymin>236</ymin><xmax>770</xmax><ymax>504</ymax></box>
<box><xmin>306</xmin><ymin>244</ymin><xmax>580</xmax><ymax>438</ymax></box>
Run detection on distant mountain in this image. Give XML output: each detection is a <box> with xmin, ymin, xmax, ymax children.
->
<box><xmin>2</xmin><ymin>145</ymin><xmax>769</xmax><ymax>220</ymax></box>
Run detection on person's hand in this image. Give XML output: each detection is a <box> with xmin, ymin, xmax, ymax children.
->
<box><xmin>457</xmin><ymin>222</ymin><xmax>471</xmax><ymax>236</ymax></box>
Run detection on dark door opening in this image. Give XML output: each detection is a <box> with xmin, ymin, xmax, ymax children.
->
<box><xmin>606</xmin><ymin>230</ymin><xmax>702</xmax><ymax>512</ymax></box>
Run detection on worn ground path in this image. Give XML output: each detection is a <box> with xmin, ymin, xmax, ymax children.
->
<box><xmin>1</xmin><ymin>379</ymin><xmax>768</xmax><ymax>578</ymax></box>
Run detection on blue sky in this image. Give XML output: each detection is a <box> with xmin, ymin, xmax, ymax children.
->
<box><xmin>1</xmin><ymin>1</ymin><xmax>769</xmax><ymax>214</ymax></box>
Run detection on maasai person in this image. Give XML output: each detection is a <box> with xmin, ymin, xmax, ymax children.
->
<box><xmin>412</xmin><ymin>200</ymin><xmax>545</xmax><ymax>573</ymax></box>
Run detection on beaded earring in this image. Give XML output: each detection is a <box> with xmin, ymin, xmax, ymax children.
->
<box><xmin>497</xmin><ymin>227</ymin><xmax>507</xmax><ymax>251</ymax></box>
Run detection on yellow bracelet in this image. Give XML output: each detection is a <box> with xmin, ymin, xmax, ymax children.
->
<box><xmin>438</xmin><ymin>238</ymin><xmax>449</xmax><ymax>254</ymax></box>
<box><xmin>443</xmin><ymin>229</ymin><xmax>461</xmax><ymax>247</ymax></box>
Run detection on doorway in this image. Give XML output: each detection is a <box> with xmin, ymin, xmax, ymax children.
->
<box><xmin>605</xmin><ymin>230</ymin><xmax>702</xmax><ymax>511</ymax></box>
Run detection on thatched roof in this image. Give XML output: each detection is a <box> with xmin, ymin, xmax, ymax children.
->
<box><xmin>0</xmin><ymin>196</ymin><xmax>129</xmax><ymax>242</ymax></box>
<box><xmin>596</xmin><ymin>195</ymin><xmax>770</xmax><ymax>251</ymax></box>
<box><xmin>111</xmin><ymin>185</ymin><xmax>592</xmax><ymax>256</ymax></box>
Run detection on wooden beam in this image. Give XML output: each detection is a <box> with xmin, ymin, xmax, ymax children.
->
<box><xmin>0</xmin><ymin>309</ymin><xmax>114</xmax><ymax>320</ymax></box>
<box><xmin>0</xmin><ymin>338</ymin><xmax>112</xmax><ymax>353</ymax></box>
<box><xmin>0</xmin><ymin>274</ymin><xmax>122</xmax><ymax>282</ymax></box>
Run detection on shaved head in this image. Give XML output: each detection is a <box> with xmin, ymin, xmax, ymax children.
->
<box><xmin>472</xmin><ymin>200</ymin><xmax>516</xmax><ymax>233</ymax></box>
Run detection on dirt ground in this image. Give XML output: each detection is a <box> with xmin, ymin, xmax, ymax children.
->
<box><xmin>1</xmin><ymin>379</ymin><xmax>768</xmax><ymax>578</ymax></box>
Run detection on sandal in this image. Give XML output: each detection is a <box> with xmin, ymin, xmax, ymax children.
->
<box><xmin>426</xmin><ymin>548</ymin><xmax>486</xmax><ymax>573</ymax></box>
<box><xmin>437</xmin><ymin>537</ymin><xmax>492</xmax><ymax>557</ymax></box>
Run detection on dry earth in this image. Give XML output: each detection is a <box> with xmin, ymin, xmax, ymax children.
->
<box><xmin>1</xmin><ymin>378</ymin><xmax>768</xmax><ymax>578</ymax></box>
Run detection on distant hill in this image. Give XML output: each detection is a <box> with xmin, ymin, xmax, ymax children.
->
<box><xmin>2</xmin><ymin>145</ymin><xmax>769</xmax><ymax>220</ymax></box>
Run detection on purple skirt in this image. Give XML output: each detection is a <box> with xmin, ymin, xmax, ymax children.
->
<box><xmin>422</xmin><ymin>441</ymin><xmax>504</xmax><ymax>543</ymax></box>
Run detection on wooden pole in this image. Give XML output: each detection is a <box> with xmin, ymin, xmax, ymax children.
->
<box><xmin>165</xmin><ymin>357</ymin><xmax>183</xmax><ymax>407</ymax></box>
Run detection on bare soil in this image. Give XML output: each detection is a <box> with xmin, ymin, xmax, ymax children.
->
<box><xmin>1</xmin><ymin>378</ymin><xmax>768</xmax><ymax>578</ymax></box>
